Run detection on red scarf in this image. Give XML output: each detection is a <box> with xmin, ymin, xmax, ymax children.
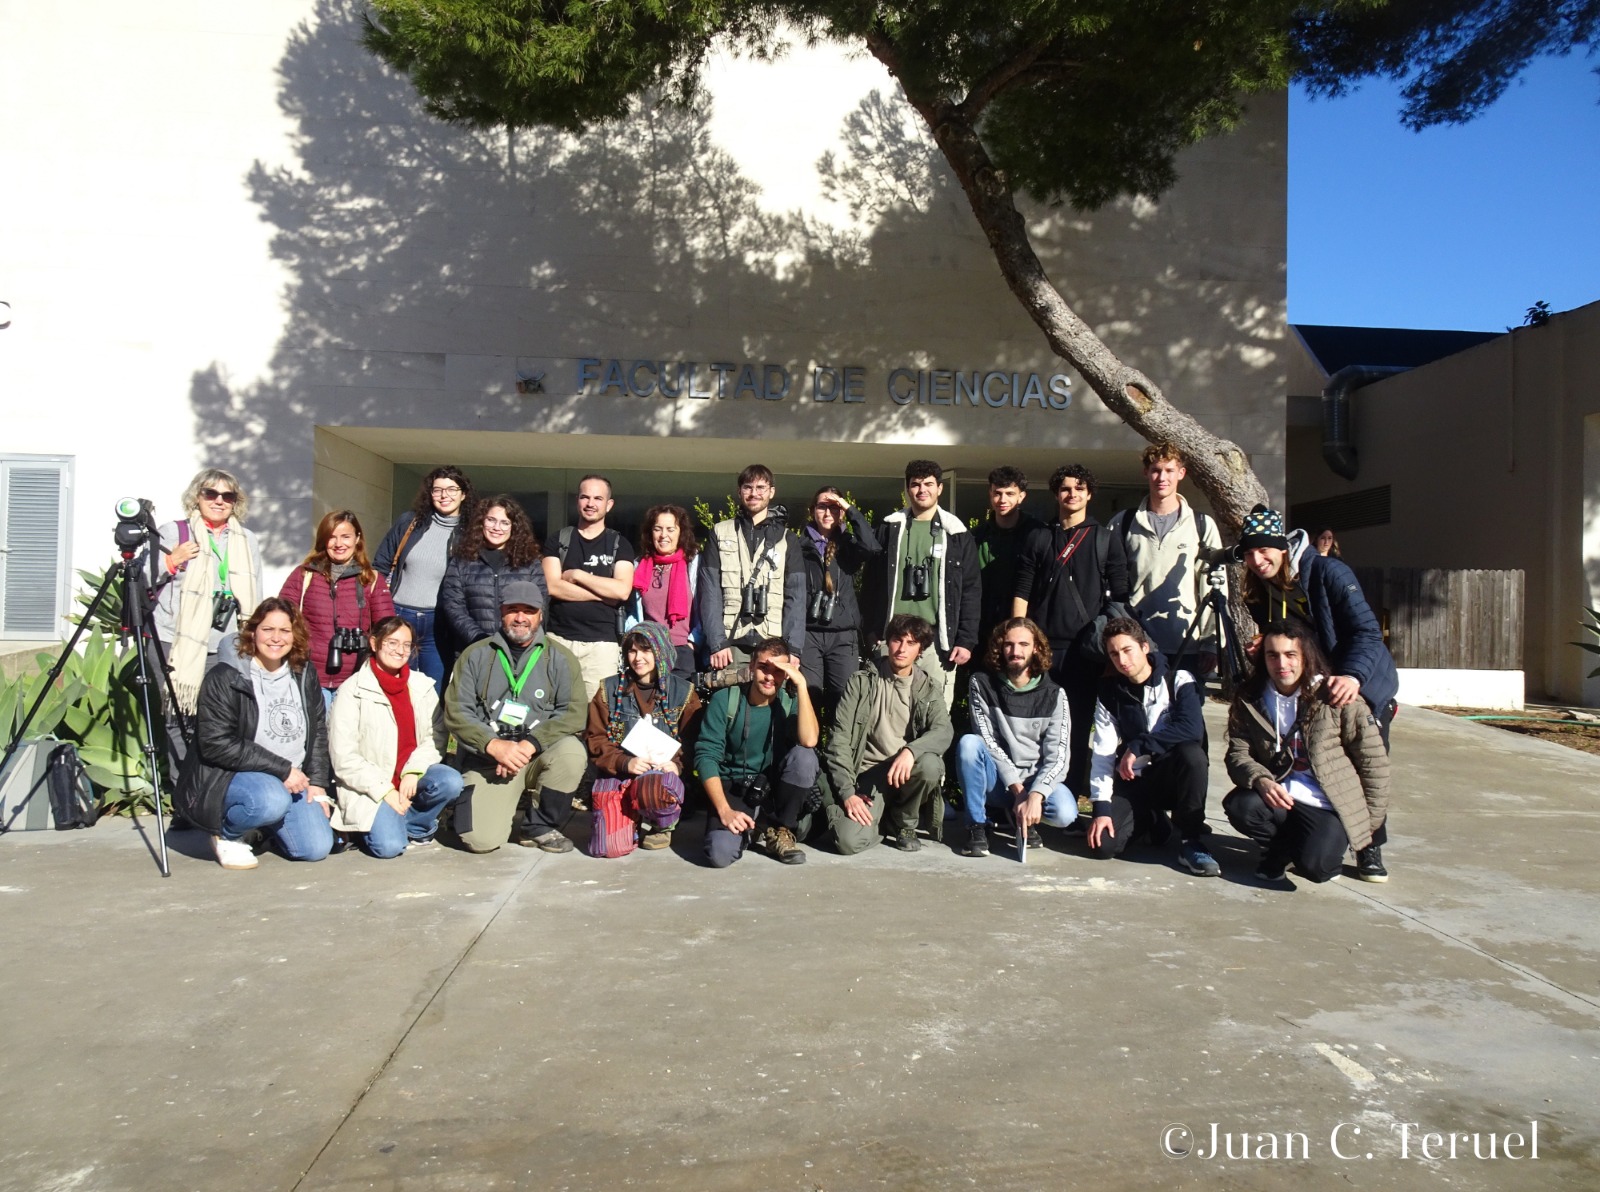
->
<box><xmin>371</xmin><ymin>659</ymin><xmax>417</xmax><ymax>788</ymax></box>
<box><xmin>633</xmin><ymin>549</ymin><xmax>691</xmax><ymax>625</ymax></box>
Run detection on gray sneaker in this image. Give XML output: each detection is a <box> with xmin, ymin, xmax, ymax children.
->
<box><xmin>529</xmin><ymin>830</ymin><xmax>574</xmax><ymax>854</ymax></box>
<box><xmin>1178</xmin><ymin>840</ymin><xmax>1221</xmax><ymax>877</ymax></box>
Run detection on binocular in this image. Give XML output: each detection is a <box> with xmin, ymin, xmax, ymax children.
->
<box><xmin>326</xmin><ymin>625</ymin><xmax>367</xmax><ymax>672</ymax></box>
<box><xmin>808</xmin><ymin>590</ymin><xmax>837</xmax><ymax>625</ymax></box>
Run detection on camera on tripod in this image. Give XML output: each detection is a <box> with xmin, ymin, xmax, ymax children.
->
<box><xmin>808</xmin><ymin>590</ymin><xmax>837</xmax><ymax>625</ymax></box>
<box><xmin>326</xmin><ymin>625</ymin><xmax>367</xmax><ymax>672</ymax></box>
<box><xmin>114</xmin><ymin>497</ymin><xmax>159</xmax><ymax>554</ymax></box>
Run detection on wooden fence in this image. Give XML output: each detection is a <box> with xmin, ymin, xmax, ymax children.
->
<box><xmin>1348</xmin><ymin>567</ymin><xmax>1524</xmax><ymax>671</ymax></box>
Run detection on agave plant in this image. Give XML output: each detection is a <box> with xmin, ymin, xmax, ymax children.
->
<box><xmin>1578</xmin><ymin>607</ymin><xmax>1600</xmax><ymax>680</ymax></box>
<box><xmin>0</xmin><ymin>566</ymin><xmax>161</xmax><ymax>814</ymax></box>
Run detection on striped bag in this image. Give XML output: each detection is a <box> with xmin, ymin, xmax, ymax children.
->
<box><xmin>588</xmin><ymin>780</ymin><xmax>637</xmax><ymax>858</ymax></box>
<box><xmin>628</xmin><ymin>771</ymin><xmax>685</xmax><ymax>831</ymax></box>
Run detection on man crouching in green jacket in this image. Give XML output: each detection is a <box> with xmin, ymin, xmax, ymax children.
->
<box><xmin>823</xmin><ymin>614</ymin><xmax>953</xmax><ymax>854</ymax></box>
<box><xmin>445</xmin><ymin>581</ymin><xmax>586</xmax><ymax>853</ymax></box>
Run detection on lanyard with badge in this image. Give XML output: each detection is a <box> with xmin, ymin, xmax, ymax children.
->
<box><xmin>207</xmin><ymin>530</ymin><xmax>242</xmax><ymax>630</ymax></box>
<box><xmin>494</xmin><ymin>644</ymin><xmax>545</xmax><ymax>738</ymax></box>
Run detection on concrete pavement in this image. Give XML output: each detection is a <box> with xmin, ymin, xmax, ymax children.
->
<box><xmin>2</xmin><ymin>704</ymin><xmax>1598</xmax><ymax>1190</ymax></box>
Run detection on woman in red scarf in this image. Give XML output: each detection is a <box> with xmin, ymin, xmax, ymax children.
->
<box><xmin>327</xmin><ymin>616</ymin><xmax>463</xmax><ymax>857</ymax></box>
<box><xmin>624</xmin><ymin>504</ymin><xmax>702</xmax><ymax>680</ymax></box>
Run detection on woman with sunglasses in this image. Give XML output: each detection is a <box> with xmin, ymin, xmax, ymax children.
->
<box><xmin>438</xmin><ymin>494</ymin><xmax>549</xmax><ymax>650</ymax></box>
<box><xmin>175</xmin><ymin>597</ymin><xmax>332</xmax><ymax>870</ymax></box>
<box><xmin>154</xmin><ymin>468</ymin><xmax>264</xmax><ymax>726</ymax></box>
<box><xmin>373</xmin><ymin>466</ymin><xmax>474</xmax><ymax>695</ymax></box>
<box><xmin>279</xmin><ymin>511</ymin><xmax>396</xmax><ymax>708</ymax></box>
<box><xmin>327</xmin><ymin>616</ymin><xmax>463</xmax><ymax>857</ymax></box>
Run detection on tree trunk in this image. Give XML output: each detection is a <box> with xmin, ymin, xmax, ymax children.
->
<box><xmin>867</xmin><ymin>38</ymin><xmax>1270</xmax><ymax>538</ymax></box>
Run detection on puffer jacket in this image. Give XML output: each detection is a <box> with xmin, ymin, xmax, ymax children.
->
<box><xmin>175</xmin><ymin>649</ymin><xmax>330</xmax><ymax>835</ymax></box>
<box><xmin>279</xmin><ymin>566</ymin><xmax>396</xmax><ymax>690</ymax></box>
<box><xmin>438</xmin><ymin>552</ymin><xmax>549</xmax><ymax>648</ymax></box>
<box><xmin>327</xmin><ymin>661</ymin><xmax>448</xmax><ymax>833</ymax></box>
<box><xmin>1246</xmin><ymin>529</ymin><xmax>1399</xmax><ymax>716</ymax></box>
<box><xmin>822</xmin><ymin>659</ymin><xmax>952</xmax><ymax>799</ymax></box>
<box><xmin>1224</xmin><ymin>680</ymin><xmax>1390</xmax><ymax>851</ymax></box>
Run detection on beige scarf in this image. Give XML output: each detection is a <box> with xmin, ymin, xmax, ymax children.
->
<box><xmin>170</xmin><ymin>515</ymin><xmax>259</xmax><ymax>713</ymax></box>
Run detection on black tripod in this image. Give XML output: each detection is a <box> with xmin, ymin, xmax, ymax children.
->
<box><xmin>1175</xmin><ymin>568</ymin><xmax>1250</xmax><ymax>695</ymax></box>
<box><xmin>0</xmin><ymin>500</ymin><xmax>184</xmax><ymax>876</ymax></box>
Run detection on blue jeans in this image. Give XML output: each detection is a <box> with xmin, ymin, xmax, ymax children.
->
<box><xmin>956</xmin><ymin>734</ymin><xmax>1076</xmax><ymax>829</ymax></box>
<box><xmin>362</xmin><ymin>764</ymin><xmax>464</xmax><ymax>858</ymax></box>
<box><xmin>396</xmin><ymin>605</ymin><xmax>445</xmax><ymax>695</ymax></box>
<box><xmin>221</xmin><ymin>771</ymin><xmax>334</xmax><ymax>861</ymax></box>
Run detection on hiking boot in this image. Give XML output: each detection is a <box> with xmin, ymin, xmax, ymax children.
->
<box><xmin>212</xmin><ymin>835</ymin><xmax>258</xmax><ymax>870</ymax></box>
<box><xmin>888</xmin><ymin>826</ymin><xmax>921</xmax><ymax>852</ymax></box>
<box><xmin>1355</xmin><ymin>844</ymin><xmax>1389</xmax><ymax>883</ymax></box>
<box><xmin>526</xmin><ymin>830</ymin><xmax>574</xmax><ymax>854</ymax></box>
<box><xmin>766</xmin><ymin>826</ymin><xmax>806</xmax><ymax>865</ymax></box>
<box><xmin>959</xmin><ymin>824</ymin><xmax>990</xmax><ymax>858</ymax></box>
<box><xmin>1178</xmin><ymin>840</ymin><xmax>1221</xmax><ymax>877</ymax></box>
<box><xmin>639</xmin><ymin>828</ymin><xmax>673</xmax><ymax>851</ymax></box>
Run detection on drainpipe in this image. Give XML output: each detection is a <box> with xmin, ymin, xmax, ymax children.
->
<box><xmin>1321</xmin><ymin>364</ymin><xmax>1407</xmax><ymax>480</ymax></box>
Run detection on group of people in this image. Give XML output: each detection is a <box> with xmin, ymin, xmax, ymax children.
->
<box><xmin>152</xmin><ymin>446</ymin><xmax>1396</xmax><ymax>884</ymax></box>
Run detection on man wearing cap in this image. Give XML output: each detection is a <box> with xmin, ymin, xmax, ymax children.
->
<box><xmin>444</xmin><ymin>580</ymin><xmax>587</xmax><ymax>853</ymax></box>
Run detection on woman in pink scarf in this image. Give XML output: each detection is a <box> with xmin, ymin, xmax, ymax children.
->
<box><xmin>624</xmin><ymin>504</ymin><xmax>702</xmax><ymax>680</ymax></box>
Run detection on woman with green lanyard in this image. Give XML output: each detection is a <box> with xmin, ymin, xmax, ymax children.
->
<box><xmin>154</xmin><ymin>467</ymin><xmax>264</xmax><ymax>754</ymax></box>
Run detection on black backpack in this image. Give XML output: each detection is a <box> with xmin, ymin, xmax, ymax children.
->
<box><xmin>47</xmin><ymin>744</ymin><xmax>99</xmax><ymax>830</ymax></box>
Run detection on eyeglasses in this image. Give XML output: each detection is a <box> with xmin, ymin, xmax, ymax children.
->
<box><xmin>200</xmin><ymin>488</ymin><xmax>238</xmax><ymax>503</ymax></box>
<box><xmin>484</xmin><ymin>517</ymin><xmax>512</xmax><ymax>529</ymax></box>
<box><xmin>431</xmin><ymin>485</ymin><xmax>462</xmax><ymax>497</ymax></box>
<box><xmin>376</xmin><ymin>637</ymin><xmax>415</xmax><ymax>654</ymax></box>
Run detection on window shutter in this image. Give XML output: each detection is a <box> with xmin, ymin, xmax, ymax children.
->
<box><xmin>2</xmin><ymin>465</ymin><xmax>66</xmax><ymax>637</ymax></box>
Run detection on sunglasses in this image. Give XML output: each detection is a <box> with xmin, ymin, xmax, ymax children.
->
<box><xmin>200</xmin><ymin>488</ymin><xmax>238</xmax><ymax>503</ymax></box>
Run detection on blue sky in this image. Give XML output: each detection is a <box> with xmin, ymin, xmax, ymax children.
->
<box><xmin>1289</xmin><ymin>52</ymin><xmax>1600</xmax><ymax>331</ymax></box>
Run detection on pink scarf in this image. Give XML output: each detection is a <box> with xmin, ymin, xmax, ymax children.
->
<box><xmin>633</xmin><ymin>550</ymin><xmax>691</xmax><ymax>625</ymax></box>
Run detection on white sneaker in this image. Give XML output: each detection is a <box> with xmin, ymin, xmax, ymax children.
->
<box><xmin>213</xmin><ymin>835</ymin><xmax>258</xmax><ymax>870</ymax></box>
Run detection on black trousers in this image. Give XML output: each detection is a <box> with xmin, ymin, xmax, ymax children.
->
<box><xmin>1223</xmin><ymin>787</ymin><xmax>1350</xmax><ymax>882</ymax></box>
<box><xmin>1048</xmin><ymin>643</ymin><xmax>1099</xmax><ymax>799</ymax></box>
<box><xmin>802</xmin><ymin>627</ymin><xmax>861</xmax><ymax>722</ymax></box>
<box><xmin>1088</xmin><ymin>740</ymin><xmax>1209</xmax><ymax>859</ymax></box>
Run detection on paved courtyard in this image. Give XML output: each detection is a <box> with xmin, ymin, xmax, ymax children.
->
<box><xmin>2</xmin><ymin>705</ymin><xmax>1597</xmax><ymax>1190</ymax></box>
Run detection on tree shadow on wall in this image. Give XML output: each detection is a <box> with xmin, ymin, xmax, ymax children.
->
<box><xmin>192</xmin><ymin>0</ymin><xmax>1282</xmax><ymax>560</ymax></box>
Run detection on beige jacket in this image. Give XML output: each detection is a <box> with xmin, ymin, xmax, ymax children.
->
<box><xmin>1111</xmin><ymin>497</ymin><xmax>1223</xmax><ymax>657</ymax></box>
<box><xmin>328</xmin><ymin>664</ymin><xmax>448</xmax><ymax>833</ymax></box>
<box><xmin>1224</xmin><ymin>681</ymin><xmax>1390</xmax><ymax>851</ymax></box>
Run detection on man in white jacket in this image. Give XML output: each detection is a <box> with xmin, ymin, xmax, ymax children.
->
<box><xmin>1108</xmin><ymin>443</ymin><xmax>1225</xmax><ymax>674</ymax></box>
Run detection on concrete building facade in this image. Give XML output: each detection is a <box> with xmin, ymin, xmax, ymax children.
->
<box><xmin>1286</xmin><ymin>300</ymin><xmax>1600</xmax><ymax>706</ymax></box>
<box><xmin>1</xmin><ymin>0</ymin><xmax>1288</xmax><ymax>637</ymax></box>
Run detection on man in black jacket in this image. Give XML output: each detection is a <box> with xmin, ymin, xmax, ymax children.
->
<box><xmin>1012</xmin><ymin>463</ymin><xmax>1131</xmax><ymax>796</ymax></box>
<box><xmin>1086</xmin><ymin>617</ymin><xmax>1218</xmax><ymax>876</ymax></box>
<box><xmin>861</xmin><ymin>460</ymin><xmax>981</xmax><ymax>711</ymax></box>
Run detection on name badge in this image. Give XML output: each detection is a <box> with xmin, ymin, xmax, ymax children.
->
<box><xmin>497</xmin><ymin>699</ymin><xmax>531</xmax><ymax>728</ymax></box>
